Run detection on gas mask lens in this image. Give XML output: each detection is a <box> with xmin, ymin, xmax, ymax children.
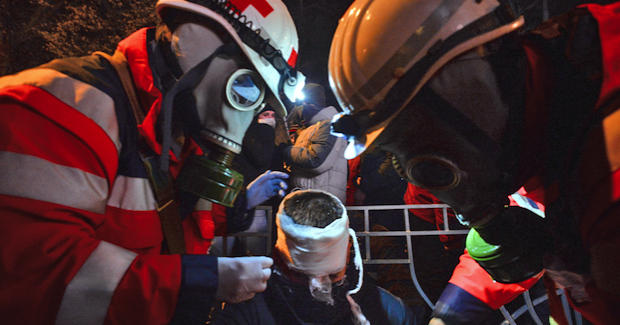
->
<box><xmin>393</xmin><ymin>155</ymin><xmax>462</xmax><ymax>190</ymax></box>
<box><xmin>226</xmin><ymin>69</ymin><xmax>266</xmax><ymax>111</ymax></box>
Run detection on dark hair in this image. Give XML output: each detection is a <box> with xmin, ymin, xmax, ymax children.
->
<box><xmin>282</xmin><ymin>191</ymin><xmax>343</xmax><ymax>228</ymax></box>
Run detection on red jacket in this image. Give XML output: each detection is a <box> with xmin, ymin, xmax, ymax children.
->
<box><xmin>0</xmin><ymin>28</ymin><xmax>222</xmax><ymax>324</ymax></box>
<box><xmin>433</xmin><ymin>3</ymin><xmax>620</xmax><ymax>324</ymax></box>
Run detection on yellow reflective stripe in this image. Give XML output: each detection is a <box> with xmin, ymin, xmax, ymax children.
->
<box><xmin>55</xmin><ymin>241</ymin><xmax>137</xmax><ymax>325</ymax></box>
<box><xmin>108</xmin><ymin>175</ymin><xmax>157</xmax><ymax>211</ymax></box>
<box><xmin>0</xmin><ymin>151</ymin><xmax>108</xmax><ymax>214</ymax></box>
<box><xmin>0</xmin><ymin>68</ymin><xmax>121</xmax><ymax>153</ymax></box>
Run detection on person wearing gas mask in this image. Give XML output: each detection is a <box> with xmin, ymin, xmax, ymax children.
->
<box><xmin>328</xmin><ymin>0</ymin><xmax>620</xmax><ymax>324</ymax></box>
<box><xmin>219</xmin><ymin>106</ymin><xmax>289</xmax><ymax>256</ymax></box>
<box><xmin>0</xmin><ymin>0</ymin><xmax>305</xmax><ymax>324</ymax></box>
<box><xmin>284</xmin><ymin>83</ymin><xmax>348</xmax><ymax>203</ymax></box>
<box><xmin>211</xmin><ymin>189</ymin><xmax>419</xmax><ymax>325</ymax></box>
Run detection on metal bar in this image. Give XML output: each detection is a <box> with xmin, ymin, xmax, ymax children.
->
<box><xmin>443</xmin><ymin>206</ymin><xmax>451</xmax><ymax>230</ymax></box>
<box><xmin>501</xmin><ymin>290</ymin><xmax>550</xmax><ymax>321</ymax></box>
<box><xmin>364</xmin><ymin>208</ymin><xmax>371</xmax><ymax>260</ymax></box>
<box><xmin>499</xmin><ymin>306</ymin><xmax>518</xmax><ymax>325</ymax></box>
<box><xmin>524</xmin><ymin>290</ymin><xmax>544</xmax><ymax>325</ymax></box>
<box><xmin>406</xmin><ymin>217</ymin><xmax>435</xmax><ymax>309</ymax></box>
<box><xmin>363</xmin><ymin>259</ymin><xmax>411</xmax><ymax>265</ymax></box>
<box><xmin>542</xmin><ymin>0</ymin><xmax>549</xmax><ymax>20</ymax></box>
<box><xmin>356</xmin><ymin>230</ymin><xmax>470</xmax><ymax>236</ymax></box>
<box><xmin>346</xmin><ymin>204</ymin><xmax>450</xmax><ymax>210</ymax></box>
<box><xmin>575</xmin><ymin>309</ymin><xmax>583</xmax><ymax>325</ymax></box>
<box><xmin>560</xmin><ymin>289</ymin><xmax>574</xmax><ymax>325</ymax></box>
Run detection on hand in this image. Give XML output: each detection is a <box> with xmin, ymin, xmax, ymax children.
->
<box><xmin>216</xmin><ymin>256</ymin><xmax>273</xmax><ymax>303</ymax></box>
<box><xmin>429</xmin><ymin>317</ymin><xmax>447</xmax><ymax>325</ymax></box>
<box><xmin>246</xmin><ymin>170</ymin><xmax>289</xmax><ymax>209</ymax></box>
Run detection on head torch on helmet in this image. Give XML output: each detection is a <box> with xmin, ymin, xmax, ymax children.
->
<box><xmin>328</xmin><ymin>0</ymin><xmax>524</xmax><ymax>158</ymax></box>
<box><xmin>156</xmin><ymin>0</ymin><xmax>306</xmax><ymax>116</ymax></box>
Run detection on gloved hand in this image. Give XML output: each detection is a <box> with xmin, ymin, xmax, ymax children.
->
<box><xmin>246</xmin><ymin>170</ymin><xmax>289</xmax><ymax>209</ymax></box>
<box><xmin>216</xmin><ymin>256</ymin><xmax>273</xmax><ymax>303</ymax></box>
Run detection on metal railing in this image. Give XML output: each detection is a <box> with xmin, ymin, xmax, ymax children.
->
<box><xmin>346</xmin><ymin>203</ymin><xmax>468</xmax><ymax>309</ymax></box>
<box><xmin>218</xmin><ymin>203</ymin><xmax>580</xmax><ymax>325</ymax></box>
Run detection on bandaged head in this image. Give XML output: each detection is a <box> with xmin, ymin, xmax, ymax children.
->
<box><xmin>275</xmin><ymin>189</ymin><xmax>369</xmax><ymax>324</ymax></box>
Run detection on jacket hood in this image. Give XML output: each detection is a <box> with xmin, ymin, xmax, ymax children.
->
<box><xmin>308</xmin><ymin>106</ymin><xmax>339</xmax><ymax>125</ymax></box>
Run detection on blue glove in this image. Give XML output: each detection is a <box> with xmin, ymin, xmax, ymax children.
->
<box><xmin>246</xmin><ymin>170</ymin><xmax>289</xmax><ymax>209</ymax></box>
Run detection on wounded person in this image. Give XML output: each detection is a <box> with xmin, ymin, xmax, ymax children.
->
<box><xmin>211</xmin><ymin>189</ymin><xmax>418</xmax><ymax>325</ymax></box>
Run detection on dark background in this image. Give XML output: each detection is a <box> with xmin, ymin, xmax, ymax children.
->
<box><xmin>0</xmin><ymin>0</ymin><xmax>615</xmax><ymax>108</ymax></box>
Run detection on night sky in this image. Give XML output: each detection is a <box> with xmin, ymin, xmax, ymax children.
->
<box><xmin>0</xmin><ymin>0</ymin><xmax>615</xmax><ymax>107</ymax></box>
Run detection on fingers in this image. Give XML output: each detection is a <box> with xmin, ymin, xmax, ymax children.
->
<box><xmin>216</xmin><ymin>256</ymin><xmax>273</xmax><ymax>303</ymax></box>
<box><xmin>257</xmin><ymin>256</ymin><xmax>274</xmax><ymax>268</ymax></box>
<box><xmin>262</xmin><ymin>267</ymin><xmax>271</xmax><ymax>281</ymax></box>
<box><xmin>269</xmin><ymin>171</ymin><xmax>289</xmax><ymax>179</ymax></box>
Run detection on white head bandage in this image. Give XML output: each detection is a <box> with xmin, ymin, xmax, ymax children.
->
<box><xmin>275</xmin><ymin>189</ymin><xmax>370</xmax><ymax>325</ymax></box>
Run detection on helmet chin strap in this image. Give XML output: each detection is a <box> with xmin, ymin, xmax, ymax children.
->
<box><xmin>156</xmin><ymin>42</ymin><xmax>238</xmax><ymax>172</ymax></box>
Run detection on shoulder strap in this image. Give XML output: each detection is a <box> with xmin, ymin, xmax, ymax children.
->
<box><xmin>95</xmin><ymin>50</ymin><xmax>187</xmax><ymax>254</ymax></box>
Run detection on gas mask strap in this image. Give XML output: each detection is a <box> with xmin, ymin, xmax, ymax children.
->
<box><xmin>416</xmin><ymin>85</ymin><xmax>503</xmax><ymax>162</ymax></box>
<box><xmin>159</xmin><ymin>43</ymin><xmax>237</xmax><ymax>172</ymax></box>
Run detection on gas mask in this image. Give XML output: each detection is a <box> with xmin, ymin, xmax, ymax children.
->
<box><xmin>154</xmin><ymin>22</ymin><xmax>267</xmax><ymax>207</ymax></box>
<box><xmin>153</xmin><ymin>0</ymin><xmax>305</xmax><ymax>207</ymax></box>
<box><xmin>175</xmin><ymin>65</ymin><xmax>267</xmax><ymax>207</ymax></box>
<box><xmin>336</xmin><ymin>49</ymin><xmax>549</xmax><ymax>283</ymax></box>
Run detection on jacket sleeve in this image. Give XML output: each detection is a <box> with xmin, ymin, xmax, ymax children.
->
<box><xmin>0</xmin><ymin>80</ymin><xmax>217</xmax><ymax>324</ymax></box>
<box><xmin>240</xmin><ymin>123</ymin><xmax>276</xmax><ymax>171</ymax></box>
<box><xmin>431</xmin><ymin>251</ymin><xmax>541</xmax><ymax>324</ymax></box>
<box><xmin>284</xmin><ymin>121</ymin><xmax>338</xmax><ymax>171</ymax></box>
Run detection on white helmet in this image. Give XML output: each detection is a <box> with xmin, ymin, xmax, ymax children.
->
<box><xmin>156</xmin><ymin>0</ymin><xmax>305</xmax><ymax>116</ymax></box>
<box><xmin>329</xmin><ymin>0</ymin><xmax>524</xmax><ymax>158</ymax></box>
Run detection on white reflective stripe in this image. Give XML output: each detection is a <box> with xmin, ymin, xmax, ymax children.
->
<box><xmin>194</xmin><ymin>198</ymin><xmax>212</xmax><ymax>211</ymax></box>
<box><xmin>0</xmin><ymin>68</ymin><xmax>121</xmax><ymax>153</ymax></box>
<box><xmin>107</xmin><ymin>175</ymin><xmax>157</xmax><ymax>211</ymax></box>
<box><xmin>55</xmin><ymin>241</ymin><xmax>138</xmax><ymax>325</ymax></box>
<box><xmin>0</xmin><ymin>151</ymin><xmax>108</xmax><ymax>214</ymax></box>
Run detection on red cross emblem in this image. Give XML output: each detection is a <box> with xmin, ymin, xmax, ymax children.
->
<box><xmin>229</xmin><ymin>0</ymin><xmax>274</xmax><ymax>18</ymax></box>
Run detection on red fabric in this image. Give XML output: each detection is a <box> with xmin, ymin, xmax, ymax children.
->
<box><xmin>517</xmin><ymin>5</ymin><xmax>620</xmax><ymax>322</ymax></box>
<box><xmin>117</xmin><ymin>28</ymin><xmax>168</xmax><ymax>159</ymax></box>
<box><xmin>0</xmin><ymin>196</ymin><xmax>104</xmax><ymax>324</ymax></box>
<box><xmin>212</xmin><ymin>203</ymin><xmax>229</xmax><ymax>235</ymax></box>
<box><xmin>184</xmin><ymin>211</ymin><xmax>216</xmax><ymax>254</ymax></box>
<box><xmin>346</xmin><ymin>156</ymin><xmax>362</xmax><ymax>206</ymax></box>
<box><xmin>0</xmin><ymin>85</ymin><xmax>184</xmax><ymax>324</ymax></box>
<box><xmin>0</xmin><ymin>28</ymin><xmax>219</xmax><ymax>324</ymax></box>
<box><xmin>0</xmin><ymin>87</ymin><xmax>117</xmax><ymax>180</ymax></box>
<box><xmin>449</xmin><ymin>251</ymin><xmax>542</xmax><ymax>310</ymax></box>
<box><xmin>584</xmin><ymin>3</ymin><xmax>620</xmax><ymax>109</ymax></box>
<box><xmin>97</xmin><ymin>207</ymin><xmax>164</xmax><ymax>254</ymax></box>
<box><xmin>403</xmin><ymin>183</ymin><xmax>462</xmax><ymax>248</ymax></box>
<box><xmin>106</xmin><ymin>255</ymin><xmax>181</xmax><ymax>324</ymax></box>
<box><xmin>543</xmin><ymin>273</ymin><xmax>570</xmax><ymax>325</ymax></box>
